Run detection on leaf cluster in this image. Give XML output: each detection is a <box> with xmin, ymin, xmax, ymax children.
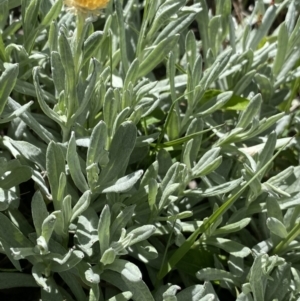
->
<box><xmin>0</xmin><ymin>0</ymin><xmax>300</xmax><ymax>300</ymax></box>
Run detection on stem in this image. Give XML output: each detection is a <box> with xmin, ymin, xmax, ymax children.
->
<box><xmin>62</xmin><ymin>126</ymin><xmax>71</xmax><ymax>143</ymax></box>
<box><xmin>272</xmin><ymin>222</ymin><xmax>300</xmax><ymax>255</ymax></box>
<box><xmin>109</xmin><ymin>31</ymin><xmax>113</xmax><ymax>88</ymax></box>
<box><xmin>156</xmin><ymin>219</ymin><xmax>177</xmax><ymax>286</ymax></box>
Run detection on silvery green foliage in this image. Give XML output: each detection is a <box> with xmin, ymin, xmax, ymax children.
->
<box><xmin>0</xmin><ymin>0</ymin><xmax>300</xmax><ymax>300</ymax></box>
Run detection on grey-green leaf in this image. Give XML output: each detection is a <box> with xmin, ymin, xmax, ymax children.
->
<box><xmin>102</xmin><ymin>170</ymin><xmax>143</xmax><ymax>193</ymax></box>
<box><xmin>205</xmin><ymin>237</ymin><xmax>251</xmax><ymax>258</ymax></box>
<box><xmin>32</xmin><ymin>191</ymin><xmax>48</xmax><ymax>237</ymax></box>
<box><xmin>98</xmin><ymin>205</ymin><xmax>111</xmax><ymax>255</ymax></box>
<box><xmin>46</xmin><ymin>141</ymin><xmax>65</xmax><ymax>209</ymax></box>
<box><xmin>0</xmin><ymin>63</ymin><xmax>18</xmax><ymax>115</ymax></box>
<box><xmin>266</xmin><ymin>217</ymin><xmax>288</xmax><ymax>238</ymax></box>
<box><xmin>67</xmin><ymin>132</ymin><xmax>89</xmax><ymax>193</ymax></box>
<box><xmin>138</xmin><ymin>35</ymin><xmax>180</xmax><ymax>78</ymax></box>
<box><xmin>71</xmin><ymin>190</ymin><xmax>91</xmax><ymax>222</ymax></box>
<box><xmin>98</xmin><ymin>122</ymin><xmax>137</xmax><ymax>185</ymax></box>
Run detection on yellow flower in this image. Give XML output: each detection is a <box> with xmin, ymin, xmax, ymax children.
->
<box><xmin>64</xmin><ymin>0</ymin><xmax>110</xmax><ymax>15</ymax></box>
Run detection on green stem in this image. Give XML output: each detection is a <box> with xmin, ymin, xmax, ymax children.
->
<box><xmin>272</xmin><ymin>222</ymin><xmax>300</xmax><ymax>255</ymax></box>
<box><xmin>156</xmin><ymin>219</ymin><xmax>177</xmax><ymax>286</ymax></box>
<box><xmin>109</xmin><ymin>31</ymin><xmax>113</xmax><ymax>88</ymax></box>
<box><xmin>62</xmin><ymin>126</ymin><xmax>71</xmax><ymax>143</ymax></box>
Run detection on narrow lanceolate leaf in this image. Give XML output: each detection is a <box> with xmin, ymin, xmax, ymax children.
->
<box><xmin>196</xmin><ymin>91</ymin><xmax>233</xmax><ymax>116</ymax></box>
<box><xmin>196</xmin><ymin>268</ymin><xmax>240</xmax><ymax>286</ymax></box>
<box><xmin>33</xmin><ymin>67</ymin><xmax>63</xmax><ymax>125</ymax></box>
<box><xmin>158</xmin><ymin>183</ymin><xmax>180</xmax><ymax>211</ymax></box>
<box><xmin>185</xmin><ymin>178</ymin><xmax>242</xmax><ymax>197</ymax></box>
<box><xmin>67</xmin><ymin>132</ymin><xmax>89</xmax><ymax>193</ymax></box>
<box><xmin>128</xmin><ymin>225</ymin><xmax>156</xmax><ymax>246</ymax></box>
<box><xmin>0</xmin><ymin>63</ymin><xmax>18</xmax><ymax>115</ymax></box>
<box><xmin>114</xmin><ymin>0</ymin><xmax>129</xmax><ymax>74</ymax></box>
<box><xmin>70</xmin><ymin>190</ymin><xmax>91</xmax><ymax>222</ymax></box>
<box><xmin>86</xmin><ymin>121</ymin><xmax>108</xmax><ymax>189</ymax></box>
<box><xmin>233</xmin><ymin>70</ymin><xmax>256</xmax><ymax>96</ymax></box>
<box><xmin>57</xmin><ymin>172</ymin><xmax>67</xmax><ymax>204</ymax></box>
<box><xmin>205</xmin><ymin>237</ymin><xmax>251</xmax><ymax>258</ymax></box>
<box><xmin>41</xmin><ymin>213</ymin><xmax>57</xmax><ymax>243</ymax></box>
<box><xmin>106</xmin><ymin>259</ymin><xmax>155</xmax><ymax>301</ymax></box>
<box><xmin>213</xmin><ymin>218</ymin><xmax>251</xmax><ymax>236</ymax></box>
<box><xmin>236</xmin><ymin>94</ymin><xmax>262</xmax><ymax>129</ymax></box>
<box><xmin>98</xmin><ymin>205</ymin><xmax>111</xmax><ymax>256</ymax></box>
<box><xmin>41</xmin><ymin>0</ymin><xmax>62</xmax><ymax>27</ymax></box>
<box><xmin>83</xmin><ymin>31</ymin><xmax>103</xmax><ymax>66</ymax></box>
<box><xmin>87</xmin><ymin>120</ymin><xmax>107</xmax><ymax>167</ymax></box>
<box><xmin>9</xmin><ymin>139</ymin><xmax>46</xmax><ymax>170</ymax></box>
<box><xmin>138</xmin><ymin>35</ymin><xmax>180</xmax><ymax>78</ymax></box>
<box><xmin>247</xmin><ymin>5</ymin><xmax>277</xmax><ymax>50</ymax></box>
<box><xmin>201</xmin><ymin>47</ymin><xmax>232</xmax><ymax>89</ymax></box>
<box><xmin>257</xmin><ymin>132</ymin><xmax>277</xmax><ymax>172</ymax></box>
<box><xmin>46</xmin><ymin>141</ymin><xmax>65</xmax><ymax>210</ymax></box>
<box><xmin>98</xmin><ymin>122</ymin><xmax>137</xmax><ymax>186</ymax></box>
<box><xmin>110</xmin><ymin>206</ymin><xmax>135</xmax><ymax>242</ymax></box>
<box><xmin>265</xmin><ymin>262</ymin><xmax>291</xmax><ymax>301</ymax></box>
<box><xmin>51</xmin><ymin>51</ymin><xmax>65</xmax><ymax>94</ymax></box>
<box><xmin>32</xmin><ymin>191</ymin><xmax>48</xmax><ymax>237</ymax></box>
<box><xmin>100</xmin><ymin>248</ymin><xmax>116</xmax><ymax>265</ymax></box>
<box><xmin>273</xmin><ymin>22</ymin><xmax>288</xmax><ymax>76</ymax></box>
<box><xmin>22</xmin><ymin>0</ymin><xmax>39</xmax><ymax>50</ymax></box>
<box><xmin>75</xmin><ymin>208</ymin><xmax>98</xmax><ymax>251</ymax></box>
<box><xmin>7</xmin><ymin>98</ymin><xmax>56</xmax><ymax>143</ymax></box>
<box><xmin>71</xmin><ymin>60</ymin><xmax>98</xmax><ymax>121</ymax></box>
<box><xmin>249</xmin><ymin>254</ymin><xmax>268</xmax><ymax>301</ymax></box>
<box><xmin>62</xmin><ymin>195</ymin><xmax>72</xmax><ymax>230</ymax></box>
<box><xmin>124</xmin><ymin>58</ymin><xmax>140</xmax><ymax>90</ymax></box>
<box><xmin>113</xmin><ymin>106</ymin><xmax>131</xmax><ymax>131</ymax></box>
<box><xmin>0</xmin><ymin>100</ymin><xmax>33</xmax><ymax>124</ymax></box>
<box><xmin>192</xmin><ymin>148</ymin><xmax>221</xmax><ymax>177</ymax></box>
<box><xmin>154</xmin><ymin>7</ymin><xmax>200</xmax><ymax>45</ymax></box>
<box><xmin>58</xmin><ymin>29</ymin><xmax>77</xmax><ymax>115</ymax></box>
<box><xmin>147</xmin><ymin>0</ymin><xmax>185</xmax><ymax>39</ymax></box>
<box><xmin>101</xmin><ymin>170</ymin><xmax>143</xmax><ymax>193</ymax></box>
<box><xmin>266</xmin><ymin>217</ymin><xmax>288</xmax><ymax>238</ymax></box>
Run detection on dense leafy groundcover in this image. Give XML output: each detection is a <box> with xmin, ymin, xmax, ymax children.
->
<box><xmin>1</xmin><ymin>0</ymin><xmax>300</xmax><ymax>300</ymax></box>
